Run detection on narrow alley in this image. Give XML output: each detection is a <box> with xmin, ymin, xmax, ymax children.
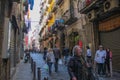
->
<box><xmin>12</xmin><ymin>53</ymin><xmax>70</xmax><ymax>80</ymax></box>
<box><xmin>0</xmin><ymin>0</ymin><xmax>120</xmax><ymax>80</ymax></box>
<box><xmin>11</xmin><ymin>53</ymin><xmax>120</xmax><ymax>80</ymax></box>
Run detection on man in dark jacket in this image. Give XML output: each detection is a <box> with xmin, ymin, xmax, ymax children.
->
<box><xmin>63</xmin><ymin>47</ymin><xmax>69</xmax><ymax>65</ymax></box>
<box><xmin>53</xmin><ymin>46</ymin><xmax>61</xmax><ymax>72</ymax></box>
<box><xmin>43</xmin><ymin>47</ymin><xmax>47</xmax><ymax>61</ymax></box>
<box><xmin>68</xmin><ymin>45</ymin><xmax>88</xmax><ymax>80</ymax></box>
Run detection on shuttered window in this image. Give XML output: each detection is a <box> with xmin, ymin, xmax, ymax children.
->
<box><xmin>100</xmin><ymin>28</ymin><xmax>120</xmax><ymax>71</ymax></box>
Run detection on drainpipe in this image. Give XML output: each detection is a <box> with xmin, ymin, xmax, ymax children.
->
<box><xmin>13</xmin><ymin>28</ymin><xmax>17</xmax><ymax>67</ymax></box>
<box><xmin>70</xmin><ymin>0</ymin><xmax>74</xmax><ymax>18</ymax></box>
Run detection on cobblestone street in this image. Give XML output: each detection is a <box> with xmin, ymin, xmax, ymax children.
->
<box><xmin>11</xmin><ymin>53</ymin><xmax>120</xmax><ymax>80</ymax></box>
<box><xmin>49</xmin><ymin>65</ymin><xmax>70</xmax><ymax>80</ymax></box>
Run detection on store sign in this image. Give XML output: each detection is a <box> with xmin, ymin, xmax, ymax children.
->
<box><xmin>99</xmin><ymin>16</ymin><xmax>120</xmax><ymax>32</ymax></box>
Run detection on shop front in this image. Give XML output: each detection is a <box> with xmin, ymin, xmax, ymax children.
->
<box><xmin>99</xmin><ymin>15</ymin><xmax>120</xmax><ymax>71</ymax></box>
<box><xmin>67</xmin><ymin>28</ymin><xmax>80</xmax><ymax>55</ymax></box>
<box><xmin>69</xmin><ymin>32</ymin><xmax>79</xmax><ymax>49</ymax></box>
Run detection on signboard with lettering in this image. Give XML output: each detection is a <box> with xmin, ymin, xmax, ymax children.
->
<box><xmin>99</xmin><ymin>16</ymin><xmax>120</xmax><ymax>32</ymax></box>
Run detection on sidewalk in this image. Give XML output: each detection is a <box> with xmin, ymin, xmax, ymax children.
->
<box><xmin>12</xmin><ymin>60</ymin><xmax>33</xmax><ymax>80</ymax></box>
<box><xmin>104</xmin><ymin>72</ymin><xmax>120</xmax><ymax>80</ymax></box>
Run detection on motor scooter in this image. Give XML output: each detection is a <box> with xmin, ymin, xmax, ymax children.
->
<box><xmin>24</xmin><ymin>55</ymin><xmax>29</xmax><ymax>63</ymax></box>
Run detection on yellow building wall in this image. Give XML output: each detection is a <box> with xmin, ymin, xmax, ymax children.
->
<box><xmin>56</xmin><ymin>0</ymin><xmax>70</xmax><ymax>19</ymax></box>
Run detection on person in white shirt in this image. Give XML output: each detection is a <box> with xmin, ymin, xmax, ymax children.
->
<box><xmin>94</xmin><ymin>45</ymin><xmax>106</xmax><ymax>75</ymax></box>
<box><xmin>86</xmin><ymin>46</ymin><xmax>92</xmax><ymax>63</ymax></box>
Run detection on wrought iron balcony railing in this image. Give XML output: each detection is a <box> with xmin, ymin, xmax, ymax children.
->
<box><xmin>78</xmin><ymin>0</ymin><xmax>104</xmax><ymax>14</ymax></box>
<box><xmin>56</xmin><ymin>0</ymin><xmax>63</xmax><ymax>5</ymax></box>
<box><xmin>52</xmin><ymin>3</ymin><xmax>59</xmax><ymax>13</ymax></box>
<box><xmin>62</xmin><ymin>8</ymin><xmax>78</xmax><ymax>25</ymax></box>
<box><xmin>48</xmin><ymin>0</ymin><xmax>52</xmax><ymax>4</ymax></box>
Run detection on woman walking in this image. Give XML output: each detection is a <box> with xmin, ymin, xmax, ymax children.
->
<box><xmin>105</xmin><ymin>48</ymin><xmax>112</xmax><ymax>77</ymax></box>
<box><xmin>86</xmin><ymin>46</ymin><xmax>92</xmax><ymax>63</ymax></box>
<box><xmin>46</xmin><ymin>48</ymin><xmax>55</xmax><ymax>75</ymax></box>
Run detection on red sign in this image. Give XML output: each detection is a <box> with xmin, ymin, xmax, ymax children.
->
<box><xmin>25</xmin><ymin>35</ymin><xmax>28</xmax><ymax>47</ymax></box>
<box><xmin>79</xmin><ymin>40</ymin><xmax>83</xmax><ymax>48</ymax></box>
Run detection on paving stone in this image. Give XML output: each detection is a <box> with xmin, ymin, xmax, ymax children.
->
<box><xmin>12</xmin><ymin>53</ymin><xmax>120</xmax><ymax>80</ymax></box>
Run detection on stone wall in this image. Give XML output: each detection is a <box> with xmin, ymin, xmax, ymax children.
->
<box><xmin>0</xmin><ymin>1</ymin><xmax>23</xmax><ymax>80</ymax></box>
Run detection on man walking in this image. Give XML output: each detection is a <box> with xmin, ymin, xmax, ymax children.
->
<box><xmin>53</xmin><ymin>46</ymin><xmax>61</xmax><ymax>72</ymax></box>
<box><xmin>86</xmin><ymin>46</ymin><xmax>92</xmax><ymax>63</ymax></box>
<box><xmin>94</xmin><ymin>45</ymin><xmax>106</xmax><ymax>76</ymax></box>
<box><xmin>63</xmin><ymin>47</ymin><xmax>69</xmax><ymax>65</ymax></box>
<box><xmin>68</xmin><ymin>45</ymin><xmax>85</xmax><ymax>80</ymax></box>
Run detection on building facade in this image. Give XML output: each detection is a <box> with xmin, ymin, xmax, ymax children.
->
<box><xmin>39</xmin><ymin>0</ymin><xmax>93</xmax><ymax>56</ymax></box>
<box><xmin>79</xmin><ymin>0</ymin><xmax>120</xmax><ymax>71</ymax></box>
<box><xmin>39</xmin><ymin>0</ymin><xmax>56</xmax><ymax>52</ymax></box>
<box><xmin>0</xmin><ymin>0</ymin><xmax>24</xmax><ymax>80</ymax></box>
<box><xmin>51</xmin><ymin>0</ymin><xmax>93</xmax><ymax>55</ymax></box>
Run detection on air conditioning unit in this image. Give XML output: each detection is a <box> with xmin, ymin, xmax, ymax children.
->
<box><xmin>104</xmin><ymin>0</ymin><xmax>119</xmax><ymax>12</ymax></box>
<box><xmin>87</xmin><ymin>10</ymin><xmax>95</xmax><ymax>21</ymax></box>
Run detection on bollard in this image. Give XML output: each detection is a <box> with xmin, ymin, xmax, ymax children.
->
<box><xmin>43</xmin><ymin>77</ymin><xmax>48</xmax><ymax>80</ymax></box>
<box><xmin>30</xmin><ymin>56</ymin><xmax>32</xmax><ymax>63</ymax></box>
<box><xmin>30</xmin><ymin>57</ymin><xmax>32</xmax><ymax>69</ymax></box>
<box><xmin>37</xmin><ymin>67</ymin><xmax>41</xmax><ymax>80</ymax></box>
<box><xmin>33</xmin><ymin>62</ymin><xmax>36</xmax><ymax>80</ymax></box>
<box><xmin>31</xmin><ymin>58</ymin><xmax>33</xmax><ymax>72</ymax></box>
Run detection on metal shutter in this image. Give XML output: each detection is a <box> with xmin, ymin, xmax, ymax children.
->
<box><xmin>100</xmin><ymin>28</ymin><xmax>120</xmax><ymax>71</ymax></box>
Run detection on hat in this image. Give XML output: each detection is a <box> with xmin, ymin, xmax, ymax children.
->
<box><xmin>99</xmin><ymin>45</ymin><xmax>103</xmax><ymax>48</ymax></box>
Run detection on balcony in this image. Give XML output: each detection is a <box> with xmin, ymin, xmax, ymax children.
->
<box><xmin>78</xmin><ymin>0</ymin><xmax>104</xmax><ymax>14</ymax></box>
<box><xmin>48</xmin><ymin>13</ymin><xmax>53</xmax><ymax>20</ymax></box>
<box><xmin>48</xmin><ymin>0</ymin><xmax>52</xmax><ymax>4</ymax></box>
<box><xmin>52</xmin><ymin>4</ymin><xmax>58</xmax><ymax>13</ymax></box>
<box><xmin>44</xmin><ymin>32</ymin><xmax>53</xmax><ymax>40</ymax></box>
<box><xmin>54</xmin><ymin>19</ymin><xmax>65</xmax><ymax>30</ymax></box>
<box><xmin>62</xmin><ymin>8</ymin><xmax>78</xmax><ymax>25</ymax></box>
<box><xmin>56</xmin><ymin>0</ymin><xmax>64</xmax><ymax>5</ymax></box>
<box><xmin>39</xmin><ymin>37</ymin><xmax>43</xmax><ymax>42</ymax></box>
<box><xmin>13</xmin><ymin>0</ymin><xmax>21</xmax><ymax>2</ymax></box>
<box><xmin>51</xmin><ymin>25</ymin><xmax>57</xmax><ymax>34</ymax></box>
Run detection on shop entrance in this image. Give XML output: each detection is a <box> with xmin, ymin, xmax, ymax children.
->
<box><xmin>99</xmin><ymin>16</ymin><xmax>120</xmax><ymax>71</ymax></box>
<box><xmin>69</xmin><ymin>32</ymin><xmax>79</xmax><ymax>55</ymax></box>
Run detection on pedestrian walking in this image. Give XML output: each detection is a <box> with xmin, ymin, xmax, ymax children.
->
<box><xmin>63</xmin><ymin>47</ymin><xmax>69</xmax><ymax>65</ymax></box>
<box><xmin>43</xmin><ymin>47</ymin><xmax>47</xmax><ymax>61</ymax></box>
<box><xmin>46</xmin><ymin>48</ymin><xmax>55</xmax><ymax>75</ymax></box>
<box><xmin>94</xmin><ymin>45</ymin><xmax>106</xmax><ymax>76</ymax></box>
<box><xmin>86</xmin><ymin>46</ymin><xmax>92</xmax><ymax>63</ymax></box>
<box><xmin>53</xmin><ymin>46</ymin><xmax>61</xmax><ymax>72</ymax></box>
<box><xmin>105</xmin><ymin>48</ymin><xmax>112</xmax><ymax>77</ymax></box>
<box><xmin>72</xmin><ymin>43</ymin><xmax>82</xmax><ymax>56</ymax></box>
<box><xmin>68</xmin><ymin>45</ymin><xmax>88</xmax><ymax>80</ymax></box>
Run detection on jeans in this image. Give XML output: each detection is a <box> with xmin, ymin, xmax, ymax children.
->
<box><xmin>97</xmin><ymin>63</ymin><xmax>105</xmax><ymax>75</ymax></box>
<box><xmin>87</xmin><ymin>56</ymin><xmax>92</xmax><ymax>63</ymax></box>
<box><xmin>47</xmin><ymin>62</ymin><xmax>53</xmax><ymax>74</ymax></box>
<box><xmin>54</xmin><ymin>58</ymin><xmax>59</xmax><ymax>72</ymax></box>
<box><xmin>105</xmin><ymin>60</ymin><xmax>110</xmax><ymax>73</ymax></box>
<box><xmin>64</xmin><ymin>56</ymin><xmax>68</xmax><ymax>65</ymax></box>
